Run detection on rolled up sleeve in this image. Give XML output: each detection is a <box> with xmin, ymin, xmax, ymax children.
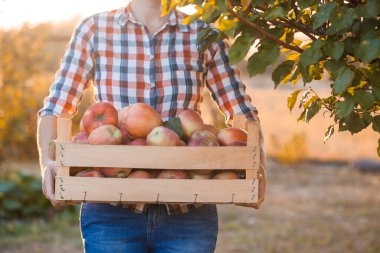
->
<box><xmin>205</xmin><ymin>39</ymin><xmax>257</xmax><ymax>123</ymax></box>
<box><xmin>38</xmin><ymin>17</ymin><xmax>95</xmax><ymax>119</ymax></box>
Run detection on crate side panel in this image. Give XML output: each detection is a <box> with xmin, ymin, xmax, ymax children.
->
<box><xmin>55</xmin><ymin>177</ymin><xmax>258</xmax><ymax>204</ymax></box>
<box><xmin>58</xmin><ymin>144</ymin><xmax>256</xmax><ymax>170</ymax></box>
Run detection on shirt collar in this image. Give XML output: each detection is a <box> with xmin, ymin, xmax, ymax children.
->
<box><xmin>117</xmin><ymin>4</ymin><xmax>190</xmax><ymax>32</ymax></box>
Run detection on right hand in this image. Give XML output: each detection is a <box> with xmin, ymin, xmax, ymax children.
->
<box><xmin>41</xmin><ymin>159</ymin><xmax>76</xmax><ymax>207</ymax></box>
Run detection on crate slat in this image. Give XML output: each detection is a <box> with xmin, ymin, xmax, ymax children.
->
<box><xmin>57</xmin><ymin>144</ymin><xmax>257</xmax><ymax>170</ymax></box>
<box><xmin>55</xmin><ymin>176</ymin><xmax>258</xmax><ymax>204</ymax></box>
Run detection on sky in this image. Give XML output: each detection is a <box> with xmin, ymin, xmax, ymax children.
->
<box><xmin>0</xmin><ymin>0</ymin><xmax>129</xmax><ymax>28</ymax></box>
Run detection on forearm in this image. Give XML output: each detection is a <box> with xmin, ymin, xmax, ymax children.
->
<box><xmin>37</xmin><ymin>115</ymin><xmax>57</xmax><ymax>172</ymax></box>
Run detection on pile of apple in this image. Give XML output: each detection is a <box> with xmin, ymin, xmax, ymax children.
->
<box><xmin>71</xmin><ymin>102</ymin><xmax>248</xmax><ymax>180</ymax></box>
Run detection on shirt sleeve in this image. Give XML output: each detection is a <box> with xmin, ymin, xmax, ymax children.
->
<box><xmin>38</xmin><ymin>17</ymin><xmax>95</xmax><ymax>119</ymax></box>
<box><xmin>204</xmin><ymin>39</ymin><xmax>257</xmax><ymax>123</ymax></box>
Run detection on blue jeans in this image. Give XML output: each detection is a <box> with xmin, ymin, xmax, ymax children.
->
<box><xmin>80</xmin><ymin>203</ymin><xmax>218</xmax><ymax>253</ymax></box>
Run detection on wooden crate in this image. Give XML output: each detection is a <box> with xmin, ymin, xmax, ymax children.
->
<box><xmin>55</xmin><ymin>115</ymin><xmax>260</xmax><ymax>204</ymax></box>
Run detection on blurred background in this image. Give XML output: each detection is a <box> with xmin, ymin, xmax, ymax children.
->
<box><xmin>0</xmin><ymin>1</ymin><xmax>379</xmax><ymax>253</ymax></box>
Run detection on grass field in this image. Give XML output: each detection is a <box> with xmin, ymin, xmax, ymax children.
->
<box><xmin>2</xmin><ymin>161</ymin><xmax>380</xmax><ymax>253</ymax></box>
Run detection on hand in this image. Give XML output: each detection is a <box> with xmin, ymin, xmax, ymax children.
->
<box><xmin>41</xmin><ymin>159</ymin><xmax>76</xmax><ymax>207</ymax></box>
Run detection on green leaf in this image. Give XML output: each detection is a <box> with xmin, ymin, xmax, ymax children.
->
<box><xmin>324</xmin><ymin>125</ymin><xmax>335</xmax><ymax>143</ymax></box>
<box><xmin>323</xmin><ymin>41</ymin><xmax>344</xmax><ymax>61</ymax></box>
<box><xmin>356</xmin><ymin>34</ymin><xmax>380</xmax><ymax>64</ymax></box>
<box><xmin>198</xmin><ymin>31</ymin><xmax>219</xmax><ymax>54</ymax></box>
<box><xmin>305</xmin><ymin>101</ymin><xmax>320</xmax><ymax>122</ymax></box>
<box><xmin>215</xmin><ymin>0</ymin><xmax>227</xmax><ymax>12</ymax></box>
<box><xmin>326</xmin><ymin>7</ymin><xmax>358</xmax><ymax>35</ymax></box>
<box><xmin>196</xmin><ymin>27</ymin><xmax>212</xmax><ymax>45</ymax></box>
<box><xmin>247</xmin><ymin>42</ymin><xmax>280</xmax><ymax>76</ymax></box>
<box><xmin>298</xmin><ymin>64</ymin><xmax>313</xmax><ymax>84</ymax></box>
<box><xmin>287</xmin><ymin>89</ymin><xmax>303</xmax><ymax>112</ymax></box>
<box><xmin>300</xmin><ymin>40</ymin><xmax>327</xmax><ymax>67</ymax></box>
<box><xmin>263</xmin><ymin>6</ymin><xmax>286</xmax><ymax>20</ymax></box>
<box><xmin>346</xmin><ymin>112</ymin><xmax>367</xmax><ymax>134</ymax></box>
<box><xmin>333</xmin><ymin>66</ymin><xmax>355</xmax><ymax>94</ymax></box>
<box><xmin>356</xmin><ymin>0</ymin><xmax>380</xmax><ymax>18</ymax></box>
<box><xmin>202</xmin><ymin>7</ymin><xmax>221</xmax><ymax>23</ymax></box>
<box><xmin>353</xmin><ymin>90</ymin><xmax>376</xmax><ymax>111</ymax></box>
<box><xmin>165</xmin><ymin>117</ymin><xmax>183</xmax><ymax>139</ymax></box>
<box><xmin>312</xmin><ymin>2</ymin><xmax>336</xmax><ymax>30</ymax></box>
<box><xmin>336</xmin><ymin>96</ymin><xmax>355</xmax><ymax>118</ymax></box>
<box><xmin>362</xmin><ymin>112</ymin><xmax>373</xmax><ymax>129</ymax></box>
<box><xmin>373</xmin><ymin>115</ymin><xmax>380</xmax><ymax>132</ymax></box>
<box><xmin>373</xmin><ymin>86</ymin><xmax>380</xmax><ymax>100</ymax></box>
<box><xmin>272</xmin><ymin>60</ymin><xmax>294</xmax><ymax>88</ymax></box>
<box><xmin>298</xmin><ymin>0</ymin><xmax>315</xmax><ymax>10</ymax></box>
<box><xmin>229</xmin><ymin>34</ymin><xmax>255</xmax><ymax>65</ymax></box>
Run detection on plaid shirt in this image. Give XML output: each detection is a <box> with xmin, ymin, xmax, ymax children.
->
<box><xmin>39</xmin><ymin>4</ymin><xmax>257</xmax><ymax>215</ymax></box>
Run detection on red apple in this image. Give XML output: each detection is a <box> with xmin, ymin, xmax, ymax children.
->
<box><xmin>229</xmin><ymin>141</ymin><xmax>247</xmax><ymax>146</ymax></box>
<box><xmin>188</xmin><ymin>130</ymin><xmax>219</xmax><ymax>147</ymax></box>
<box><xmin>72</xmin><ymin>132</ymin><xmax>89</xmax><ymax>144</ymax></box>
<box><xmin>117</xmin><ymin>106</ymin><xmax>129</xmax><ymax>127</ymax></box>
<box><xmin>157</xmin><ymin>170</ymin><xmax>190</xmax><ymax>179</ymax></box>
<box><xmin>75</xmin><ymin>168</ymin><xmax>104</xmax><ymax>177</ymax></box>
<box><xmin>177</xmin><ymin>110</ymin><xmax>204</xmax><ymax>140</ymax></box>
<box><xmin>146</xmin><ymin>126</ymin><xmax>180</xmax><ymax>146</ymax></box>
<box><xmin>88</xmin><ymin>125</ymin><xmax>122</xmax><ymax>145</ymax></box>
<box><xmin>81</xmin><ymin>102</ymin><xmax>118</xmax><ymax>134</ymax></box>
<box><xmin>177</xmin><ymin>140</ymin><xmax>187</xmax><ymax>146</ymax></box>
<box><xmin>127</xmin><ymin>138</ymin><xmax>147</xmax><ymax>146</ymax></box>
<box><xmin>128</xmin><ymin>170</ymin><xmax>153</xmax><ymax>178</ymax></box>
<box><xmin>216</xmin><ymin>127</ymin><xmax>247</xmax><ymax>146</ymax></box>
<box><xmin>213</xmin><ymin>171</ymin><xmax>240</xmax><ymax>179</ymax></box>
<box><xmin>100</xmin><ymin>167</ymin><xmax>132</xmax><ymax>178</ymax></box>
<box><xmin>125</xmin><ymin>103</ymin><xmax>163</xmax><ymax>138</ymax></box>
<box><xmin>203</xmin><ymin>124</ymin><xmax>219</xmax><ymax>135</ymax></box>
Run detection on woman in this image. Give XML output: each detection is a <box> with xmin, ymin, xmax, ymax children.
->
<box><xmin>37</xmin><ymin>0</ymin><xmax>265</xmax><ymax>252</ymax></box>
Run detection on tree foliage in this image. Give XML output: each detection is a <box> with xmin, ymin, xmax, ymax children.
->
<box><xmin>162</xmin><ymin>0</ymin><xmax>380</xmax><ymax>156</ymax></box>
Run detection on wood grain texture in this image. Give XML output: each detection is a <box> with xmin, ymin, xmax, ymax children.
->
<box><xmin>55</xmin><ymin>176</ymin><xmax>259</xmax><ymax>204</ymax></box>
<box><xmin>56</xmin><ymin>119</ymin><xmax>71</xmax><ymax>176</ymax></box>
<box><xmin>57</xmin><ymin>144</ymin><xmax>256</xmax><ymax>170</ymax></box>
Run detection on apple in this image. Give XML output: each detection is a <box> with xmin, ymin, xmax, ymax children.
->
<box><xmin>79</xmin><ymin>117</ymin><xmax>85</xmax><ymax>132</ymax></box>
<box><xmin>213</xmin><ymin>171</ymin><xmax>240</xmax><ymax>179</ymax></box>
<box><xmin>229</xmin><ymin>141</ymin><xmax>247</xmax><ymax>146</ymax></box>
<box><xmin>216</xmin><ymin>127</ymin><xmax>247</xmax><ymax>146</ymax></box>
<box><xmin>128</xmin><ymin>170</ymin><xmax>153</xmax><ymax>178</ymax></box>
<box><xmin>177</xmin><ymin>110</ymin><xmax>204</xmax><ymax>140</ymax></box>
<box><xmin>157</xmin><ymin>170</ymin><xmax>190</xmax><ymax>179</ymax></box>
<box><xmin>189</xmin><ymin>171</ymin><xmax>212</xmax><ymax>179</ymax></box>
<box><xmin>72</xmin><ymin>132</ymin><xmax>89</xmax><ymax>144</ymax></box>
<box><xmin>146</xmin><ymin>126</ymin><xmax>180</xmax><ymax>146</ymax></box>
<box><xmin>75</xmin><ymin>168</ymin><xmax>104</xmax><ymax>177</ymax></box>
<box><xmin>125</xmin><ymin>103</ymin><xmax>163</xmax><ymax>138</ymax></box>
<box><xmin>177</xmin><ymin>140</ymin><xmax>187</xmax><ymax>146</ymax></box>
<box><xmin>127</xmin><ymin>138</ymin><xmax>147</xmax><ymax>146</ymax></box>
<box><xmin>117</xmin><ymin>106</ymin><xmax>129</xmax><ymax>127</ymax></box>
<box><xmin>88</xmin><ymin>125</ymin><xmax>122</xmax><ymax>145</ymax></box>
<box><xmin>119</xmin><ymin>124</ymin><xmax>134</xmax><ymax>144</ymax></box>
<box><xmin>203</xmin><ymin>124</ymin><xmax>219</xmax><ymax>135</ymax></box>
<box><xmin>188</xmin><ymin>130</ymin><xmax>219</xmax><ymax>147</ymax></box>
<box><xmin>100</xmin><ymin>167</ymin><xmax>132</xmax><ymax>178</ymax></box>
<box><xmin>81</xmin><ymin>102</ymin><xmax>118</xmax><ymax>134</ymax></box>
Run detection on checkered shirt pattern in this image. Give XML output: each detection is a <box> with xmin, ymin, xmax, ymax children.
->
<box><xmin>38</xmin><ymin>4</ymin><xmax>257</xmax><ymax>215</ymax></box>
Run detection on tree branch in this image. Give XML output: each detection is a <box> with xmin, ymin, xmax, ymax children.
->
<box><xmin>227</xmin><ymin>7</ymin><xmax>304</xmax><ymax>53</ymax></box>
